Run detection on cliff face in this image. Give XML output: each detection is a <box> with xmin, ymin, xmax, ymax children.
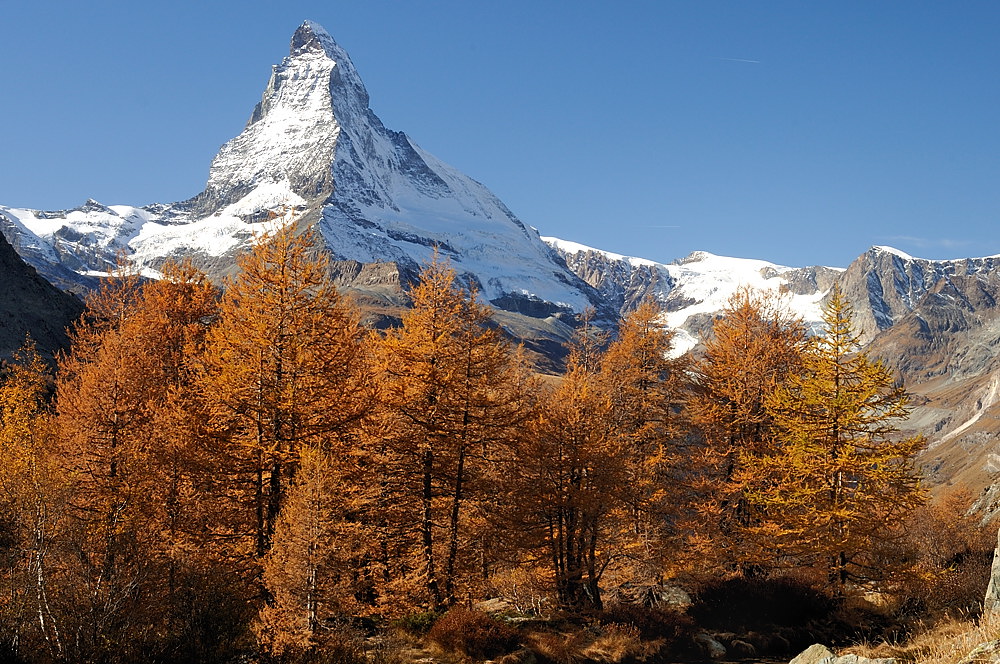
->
<box><xmin>0</xmin><ymin>231</ymin><xmax>83</xmax><ymax>361</ymax></box>
<box><xmin>837</xmin><ymin>246</ymin><xmax>1000</xmax><ymax>343</ymax></box>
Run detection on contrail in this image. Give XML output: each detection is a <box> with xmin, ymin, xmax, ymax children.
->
<box><xmin>719</xmin><ymin>57</ymin><xmax>761</xmax><ymax>64</ymax></box>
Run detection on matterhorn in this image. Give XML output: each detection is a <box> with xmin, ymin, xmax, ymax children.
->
<box><xmin>0</xmin><ymin>21</ymin><xmax>604</xmax><ymax>332</ymax></box>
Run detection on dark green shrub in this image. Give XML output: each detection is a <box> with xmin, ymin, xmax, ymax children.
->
<box><xmin>427</xmin><ymin>608</ymin><xmax>519</xmax><ymax>660</ymax></box>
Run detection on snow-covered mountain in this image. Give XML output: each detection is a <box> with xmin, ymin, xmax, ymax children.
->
<box><xmin>6</xmin><ymin>18</ymin><xmax>1000</xmax><ymax>502</ymax></box>
<box><xmin>544</xmin><ymin>237</ymin><xmax>843</xmax><ymax>354</ymax></box>
<box><xmin>0</xmin><ymin>21</ymin><xmax>602</xmax><ymax>321</ymax></box>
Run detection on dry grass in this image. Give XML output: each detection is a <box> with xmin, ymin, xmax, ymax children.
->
<box><xmin>521</xmin><ymin>623</ymin><xmax>665</xmax><ymax>664</ymax></box>
<box><xmin>581</xmin><ymin>623</ymin><xmax>664</xmax><ymax>663</ymax></box>
<box><xmin>525</xmin><ymin>630</ymin><xmax>589</xmax><ymax>664</ymax></box>
<box><xmin>842</xmin><ymin>612</ymin><xmax>1000</xmax><ymax>664</ymax></box>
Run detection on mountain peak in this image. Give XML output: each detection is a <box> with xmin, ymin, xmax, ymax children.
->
<box><xmin>291</xmin><ymin>20</ymin><xmax>338</xmax><ymax>57</ymax></box>
<box><xmin>287</xmin><ymin>20</ymin><xmax>364</xmax><ymax>92</ymax></box>
<box><xmin>870</xmin><ymin>245</ymin><xmax>916</xmax><ymax>261</ymax></box>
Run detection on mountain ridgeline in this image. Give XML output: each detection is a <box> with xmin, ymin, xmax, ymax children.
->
<box><xmin>0</xmin><ymin>21</ymin><xmax>999</xmax><ymax>496</ymax></box>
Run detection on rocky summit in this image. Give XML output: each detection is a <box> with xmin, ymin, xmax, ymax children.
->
<box><xmin>0</xmin><ymin>21</ymin><xmax>604</xmax><ymax>331</ymax></box>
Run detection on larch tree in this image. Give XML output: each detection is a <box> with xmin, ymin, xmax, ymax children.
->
<box><xmin>54</xmin><ymin>260</ymin><xmax>221</xmax><ymax>661</ymax></box>
<box><xmin>55</xmin><ymin>267</ymin><xmax>168</xmax><ymax>660</ymax></box>
<box><xmin>0</xmin><ymin>341</ymin><xmax>68</xmax><ymax>662</ymax></box>
<box><xmin>370</xmin><ymin>256</ymin><xmax>535</xmax><ymax>610</ymax></box>
<box><xmin>255</xmin><ymin>446</ymin><xmax>360</xmax><ymax>659</ymax></box>
<box><xmin>507</xmin><ymin>347</ymin><xmax>626</xmax><ymax>610</ymax></box>
<box><xmin>597</xmin><ymin>299</ymin><xmax>688</xmax><ymax>583</ymax></box>
<box><xmin>686</xmin><ymin>287</ymin><xmax>808</xmax><ymax>576</ymax></box>
<box><xmin>197</xmin><ymin>221</ymin><xmax>372</xmax><ymax>564</ymax></box>
<box><xmin>757</xmin><ymin>287</ymin><xmax>927</xmax><ymax>591</ymax></box>
<box><xmin>500</xmin><ymin>302</ymin><xmax>688</xmax><ymax>610</ymax></box>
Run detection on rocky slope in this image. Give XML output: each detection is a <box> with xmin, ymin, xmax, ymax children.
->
<box><xmin>837</xmin><ymin>245</ymin><xmax>1000</xmax><ymax>343</ymax></box>
<box><xmin>0</xmin><ymin>232</ymin><xmax>83</xmax><ymax>361</ymax></box>
<box><xmin>545</xmin><ymin>237</ymin><xmax>842</xmax><ymax>354</ymax></box>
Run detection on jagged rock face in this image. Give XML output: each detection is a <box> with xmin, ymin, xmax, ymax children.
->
<box><xmin>838</xmin><ymin>246</ymin><xmax>1000</xmax><ymax>343</ymax></box>
<box><xmin>867</xmin><ymin>272</ymin><xmax>1000</xmax><ymax>383</ymax></box>
<box><xmin>556</xmin><ymin>245</ymin><xmax>675</xmax><ymax>315</ymax></box>
<box><xmin>0</xmin><ymin>21</ymin><xmax>603</xmax><ymax>321</ymax></box>
<box><xmin>0</xmin><ymin>232</ymin><xmax>83</xmax><ymax>360</ymax></box>
<box><xmin>865</xmin><ymin>271</ymin><xmax>1000</xmax><ymax>492</ymax></box>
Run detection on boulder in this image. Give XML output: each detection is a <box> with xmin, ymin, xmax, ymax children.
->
<box><xmin>790</xmin><ymin>644</ymin><xmax>835</xmax><ymax>664</ymax></box>
<box><xmin>788</xmin><ymin>644</ymin><xmax>896</xmax><ymax>664</ymax></box>
<box><xmin>694</xmin><ymin>632</ymin><xmax>726</xmax><ymax>659</ymax></box>
<box><xmin>985</xmin><ymin>529</ymin><xmax>1000</xmax><ymax>612</ymax></box>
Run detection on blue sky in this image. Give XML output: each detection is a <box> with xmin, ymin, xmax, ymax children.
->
<box><xmin>2</xmin><ymin>1</ymin><xmax>998</xmax><ymax>268</ymax></box>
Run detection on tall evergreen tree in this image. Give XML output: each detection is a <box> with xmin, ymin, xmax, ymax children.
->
<box><xmin>0</xmin><ymin>341</ymin><xmax>68</xmax><ymax>662</ymax></box>
<box><xmin>598</xmin><ymin>299</ymin><xmax>688</xmax><ymax>585</ymax></box>
<box><xmin>504</xmin><ymin>301</ymin><xmax>687</xmax><ymax>610</ymax></box>
<box><xmin>686</xmin><ymin>287</ymin><xmax>808</xmax><ymax>575</ymax></box>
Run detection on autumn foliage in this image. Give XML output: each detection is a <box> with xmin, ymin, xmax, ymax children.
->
<box><xmin>0</xmin><ymin>223</ymin><xmax>934</xmax><ymax>663</ymax></box>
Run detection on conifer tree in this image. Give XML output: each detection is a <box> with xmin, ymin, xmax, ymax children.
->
<box><xmin>508</xmin><ymin>349</ymin><xmax>624</xmax><ymax>610</ymax></box>
<box><xmin>0</xmin><ymin>341</ymin><xmax>68</xmax><ymax>662</ymax></box>
<box><xmin>54</xmin><ymin>261</ymin><xmax>221</xmax><ymax>660</ymax></box>
<box><xmin>55</xmin><ymin>267</ymin><xmax>167</xmax><ymax>660</ymax></box>
<box><xmin>255</xmin><ymin>446</ymin><xmax>358</xmax><ymax>659</ymax></box>
<box><xmin>370</xmin><ymin>256</ymin><xmax>534</xmax><ymax>609</ymax></box>
<box><xmin>598</xmin><ymin>299</ymin><xmax>688</xmax><ymax>580</ymax></box>
<box><xmin>501</xmin><ymin>302</ymin><xmax>686</xmax><ymax>611</ymax></box>
<box><xmin>686</xmin><ymin>287</ymin><xmax>808</xmax><ymax>575</ymax></box>
<box><xmin>757</xmin><ymin>287</ymin><xmax>926</xmax><ymax>590</ymax></box>
<box><xmin>198</xmin><ymin>222</ymin><xmax>372</xmax><ymax>561</ymax></box>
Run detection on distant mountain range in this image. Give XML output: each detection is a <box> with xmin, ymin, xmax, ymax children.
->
<box><xmin>1</xmin><ymin>20</ymin><xmax>998</xmax><ymax>500</ymax></box>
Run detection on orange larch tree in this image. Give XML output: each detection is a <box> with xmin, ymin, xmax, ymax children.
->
<box><xmin>53</xmin><ymin>259</ymin><xmax>222</xmax><ymax>661</ymax></box>
<box><xmin>0</xmin><ymin>341</ymin><xmax>69</xmax><ymax>662</ymax></box>
<box><xmin>685</xmin><ymin>287</ymin><xmax>808</xmax><ymax>576</ymax></box>
<box><xmin>757</xmin><ymin>287</ymin><xmax>927</xmax><ymax>591</ymax></box>
<box><xmin>598</xmin><ymin>299</ymin><xmax>689</xmax><ymax>583</ymax></box>
<box><xmin>369</xmin><ymin>257</ymin><xmax>535</xmax><ymax>610</ymax></box>
<box><xmin>197</xmin><ymin>221</ymin><xmax>372</xmax><ymax>564</ymax></box>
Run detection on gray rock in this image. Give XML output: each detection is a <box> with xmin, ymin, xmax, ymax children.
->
<box><xmin>694</xmin><ymin>632</ymin><xmax>726</xmax><ymax>659</ymax></box>
<box><xmin>788</xmin><ymin>645</ymin><xmax>897</xmax><ymax>664</ymax></box>
<box><xmin>833</xmin><ymin>655</ymin><xmax>896</xmax><ymax>664</ymax></box>
<box><xmin>985</xmin><ymin>529</ymin><xmax>1000</xmax><ymax>612</ymax></box>
<box><xmin>789</xmin><ymin>644</ymin><xmax>835</xmax><ymax>664</ymax></box>
<box><xmin>958</xmin><ymin>639</ymin><xmax>1000</xmax><ymax>664</ymax></box>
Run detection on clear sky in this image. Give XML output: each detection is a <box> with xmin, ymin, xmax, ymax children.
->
<box><xmin>2</xmin><ymin>1</ymin><xmax>998</xmax><ymax>268</ymax></box>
